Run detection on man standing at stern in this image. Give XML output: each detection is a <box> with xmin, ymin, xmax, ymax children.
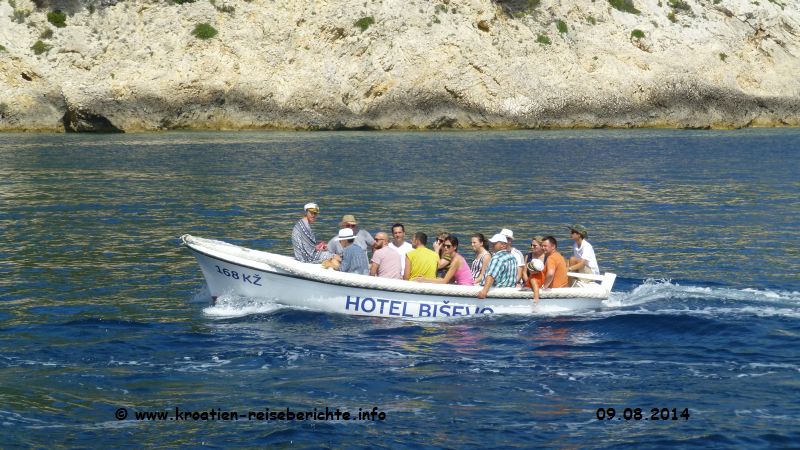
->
<box><xmin>292</xmin><ymin>202</ymin><xmax>336</xmax><ymax>264</ymax></box>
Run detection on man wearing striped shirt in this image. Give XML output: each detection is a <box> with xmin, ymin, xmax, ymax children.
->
<box><xmin>477</xmin><ymin>233</ymin><xmax>518</xmax><ymax>299</ymax></box>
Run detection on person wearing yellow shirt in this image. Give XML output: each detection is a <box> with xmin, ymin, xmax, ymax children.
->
<box><xmin>403</xmin><ymin>232</ymin><xmax>439</xmax><ymax>281</ymax></box>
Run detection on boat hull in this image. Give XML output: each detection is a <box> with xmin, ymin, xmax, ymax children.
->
<box><xmin>187</xmin><ymin>244</ymin><xmax>607</xmax><ymax>320</ymax></box>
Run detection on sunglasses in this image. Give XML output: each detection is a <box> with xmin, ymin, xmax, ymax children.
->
<box><xmin>443</xmin><ymin>244</ymin><xmax>453</xmax><ymax>249</ymax></box>
<box><xmin>345</xmin><ymin>224</ymin><xmax>357</xmax><ymax>228</ymax></box>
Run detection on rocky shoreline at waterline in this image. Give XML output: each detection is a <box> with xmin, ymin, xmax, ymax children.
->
<box><xmin>1</xmin><ymin>0</ymin><xmax>799</xmax><ymax>132</ymax></box>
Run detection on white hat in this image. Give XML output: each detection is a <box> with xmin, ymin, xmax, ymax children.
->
<box><xmin>304</xmin><ymin>202</ymin><xmax>319</xmax><ymax>212</ymax></box>
<box><xmin>488</xmin><ymin>233</ymin><xmax>508</xmax><ymax>243</ymax></box>
<box><xmin>500</xmin><ymin>228</ymin><xmax>514</xmax><ymax>239</ymax></box>
<box><xmin>335</xmin><ymin>228</ymin><xmax>356</xmax><ymax>241</ymax></box>
<box><xmin>527</xmin><ymin>259</ymin><xmax>544</xmax><ymax>272</ymax></box>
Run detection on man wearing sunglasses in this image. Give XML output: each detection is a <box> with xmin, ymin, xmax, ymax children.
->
<box><xmin>369</xmin><ymin>232</ymin><xmax>402</xmax><ymax>279</ymax></box>
<box><xmin>327</xmin><ymin>214</ymin><xmax>375</xmax><ymax>260</ymax></box>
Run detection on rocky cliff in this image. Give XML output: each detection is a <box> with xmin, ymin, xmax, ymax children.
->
<box><xmin>1</xmin><ymin>0</ymin><xmax>799</xmax><ymax>131</ymax></box>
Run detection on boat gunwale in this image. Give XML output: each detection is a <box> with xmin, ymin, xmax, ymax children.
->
<box><xmin>183</xmin><ymin>235</ymin><xmax>612</xmax><ymax>300</ymax></box>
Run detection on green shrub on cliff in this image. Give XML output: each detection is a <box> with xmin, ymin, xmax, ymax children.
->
<box><xmin>556</xmin><ymin>19</ymin><xmax>568</xmax><ymax>33</ymax></box>
<box><xmin>40</xmin><ymin>28</ymin><xmax>53</xmax><ymax>39</ymax></box>
<box><xmin>47</xmin><ymin>10</ymin><xmax>67</xmax><ymax>28</ymax></box>
<box><xmin>0</xmin><ymin>44</ymin><xmax>6</xmax><ymax>52</ymax></box>
<box><xmin>192</xmin><ymin>23</ymin><xmax>218</xmax><ymax>39</ymax></box>
<box><xmin>668</xmin><ymin>0</ymin><xmax>691</xmax><ymax>11</ymax></box>
<box><xmin>512</xmin><ymin>0</ymin><xmax>541</xmax><ymax>18</ymax></box>
<box><xmin>536</xmin><ymin>34</ymin><xmax>551</xmax><ymax>45</ymax></box>
<box><xmin>13</xmin><ymin>9</ymin><xmax>29</xmax><ymax>23</ymax></box>
<box><xmin>210</xmin><ymin>0</ymin><xmax>235</xmax><ymax>14</ymax></box>
<box><xmin>608</xmin><ymin>0</ymin><xmax>640</xmax><ymax>14</ymax></box>
<box><xmin>631</xmin><ymin>29</ymin><xmax>645</xmax><ymax>39</ymax></box>
<box><xmin>32</xmin><ymin>40</ymin><xmax>51</xmax><ymax>55</ymax></box>
<box><xmin>354</xmin><ymin>16</ymin><xmax>375</xmax><ymax>31</ymax></box>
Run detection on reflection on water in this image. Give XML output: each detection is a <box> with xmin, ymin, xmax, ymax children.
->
<box><xmin>2</xmin><ymin>130</ymin><xmax>798</xmax><ymax>319</ymax></box>
<box><xmin>1</xmin><ymin>130</ymin><xmax>799</xmax><ymax>446</ymax></box>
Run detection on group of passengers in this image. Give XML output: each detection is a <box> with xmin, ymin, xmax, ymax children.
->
<box><xmin>291</xmin><ymin>203</ymin><xmax>600</xmax><ymax>301</ymax></box>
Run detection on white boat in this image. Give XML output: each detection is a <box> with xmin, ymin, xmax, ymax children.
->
<box><xmin>182</xmin><ymin>235</ymin><xmax>617</xmax><ymax>320</ymax></box>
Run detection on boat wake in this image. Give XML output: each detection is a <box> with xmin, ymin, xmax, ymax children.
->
<box><xmin>601</xmin><ymin>279</ymin><xmax>800</xmax><ymax>319</ymax></box>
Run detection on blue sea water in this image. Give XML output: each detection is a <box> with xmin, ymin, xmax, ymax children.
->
<box><xmin>0</xmin><ymin>129</ymin><xmax>799</xmax><ymax>448</ymax></box>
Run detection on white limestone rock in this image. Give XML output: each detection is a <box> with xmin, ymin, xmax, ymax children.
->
<box><xmin>0</xmin><ymin>0</ymin><xmax>798</xmax><ymax>131</ymax></box>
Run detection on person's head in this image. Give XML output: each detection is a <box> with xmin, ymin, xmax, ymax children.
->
<box><xmin>530</xmin><ymin>236</ymin><xmax>544</xmax><ymax>256</ymax></box>
<box><xmin>304</xmin><ymin>202</ymin><xmax>320</xmax><ymax>223</ymax></box>
<box><xmin>567</xmin><ymin>224</ymin><xmax>588</xmax><ymax>241</ymax></box>
<box><xmin>391</xmin><ymin>223</ymin><xmax>405</xmax><ymax>244</ymax></box>
<box><xmin>341</xmin><ymin>214</ymin><xmax>359</xmax><ymax>230</ymax></box>
<box><xmin>488</xmin><ymin>233</ymin><xmax>508</xmax><ymax>252</ymax></box>
<box><xmin>443</xmin><ymin>235</ymin><xmax>459</xmax><ymax>256</ymax></box>
<box><xmin>373</xmin><ymin>232</ymin><xmax>389</xmax><ymax>250</ymax></box>
<box><xmin>541</xmin><ymin>236</ymin><xmax>558</xmax><ymax>255</ymax></box>
<box><xmin>435</xmin><ymin>232</ymin><xmax>450</xmax><ymax>245</ymax></box>
<box><xmin>412</xmin><ymin>232</ymin><xmax>428</xmax><ymax>248</ymax></box>
<box><xmin>500</xmin><ymin>228</ymin><xmax>514</xmax><ymax>244</ymax></box>
<box><xmin>471</xmin><ymin>233</ymin><xmax>489</xmax><ymax>252</ymax></box>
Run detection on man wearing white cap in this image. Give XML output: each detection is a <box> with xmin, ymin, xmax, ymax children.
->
<box><xmin>477</xmin><ymin>234</ymin><xmax>518</xmax><ymax>299</ymax></box>
<box><xmin>292</xmin><ymin>202</ymin><xmax>336</xmax><ymax>264</ymax></box>
<box><xmin>336</xmin><ymin>228</ymin><xmax>369</xmax><ymax>275</ymax></box>
<box><xmin>500</xmin><ymin>228</ymin><xmax>526</xmax><ymax>287</ymax></box>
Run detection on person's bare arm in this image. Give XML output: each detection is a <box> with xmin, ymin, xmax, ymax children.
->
<box><xmin>403</xmin><ymin>255</ymin><xmax>412</xmax><ymax>280</ymax></box>
<box><xmin>477</xmin><ymin>274</ymin><xmax>494</xmax><ymax>299</ymax></box>
<box><xmin>543</xmin><ymin>265</ymin><xmax>555</xmax><ymax>289</ymax></box>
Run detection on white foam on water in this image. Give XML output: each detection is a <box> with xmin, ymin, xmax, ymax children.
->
<box><xmin>594</xmin><ymin>279</ymin><xmax>800</xmax><ymax>318</ymax></box>
<box><xmin>172</xmin><ymin>354</ymin><xmax>232</xmax><ymax>372</ymax></box>
<box><xmin>202</xmin><ymin>295</ymin><xmax>284</xmax><ymax>318</ymax></box>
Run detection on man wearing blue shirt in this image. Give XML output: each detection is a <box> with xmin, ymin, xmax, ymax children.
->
<box><xmin>477</xmin><ymin>233</ymin><xmax>518</xmax><ymax>299</ymax></box>
<box><xmin>336</xmin><ymin>228</ymin><xmax>369</xmax><ymax>275</ymax></box>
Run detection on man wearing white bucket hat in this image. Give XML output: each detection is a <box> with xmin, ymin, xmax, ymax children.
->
<box><xmin>477</xmin><ymin>233</ymin><xmax>518</xmax><ymax>299</ymax></box>
<box><xmin>336</xmin><ymin>228</ymin><xmax>369</xmax><ymax>275</ymax></box>
<box><xmin>292</xmin><ymin>202</ymin><xmax>336</xmax><ymax>264</ymax></box>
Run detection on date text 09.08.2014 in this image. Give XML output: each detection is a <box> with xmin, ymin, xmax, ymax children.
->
<box><xmin>596</xmin><ymin>408</ymin><xmax>690</xmax><ymax>421</ymax></box>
